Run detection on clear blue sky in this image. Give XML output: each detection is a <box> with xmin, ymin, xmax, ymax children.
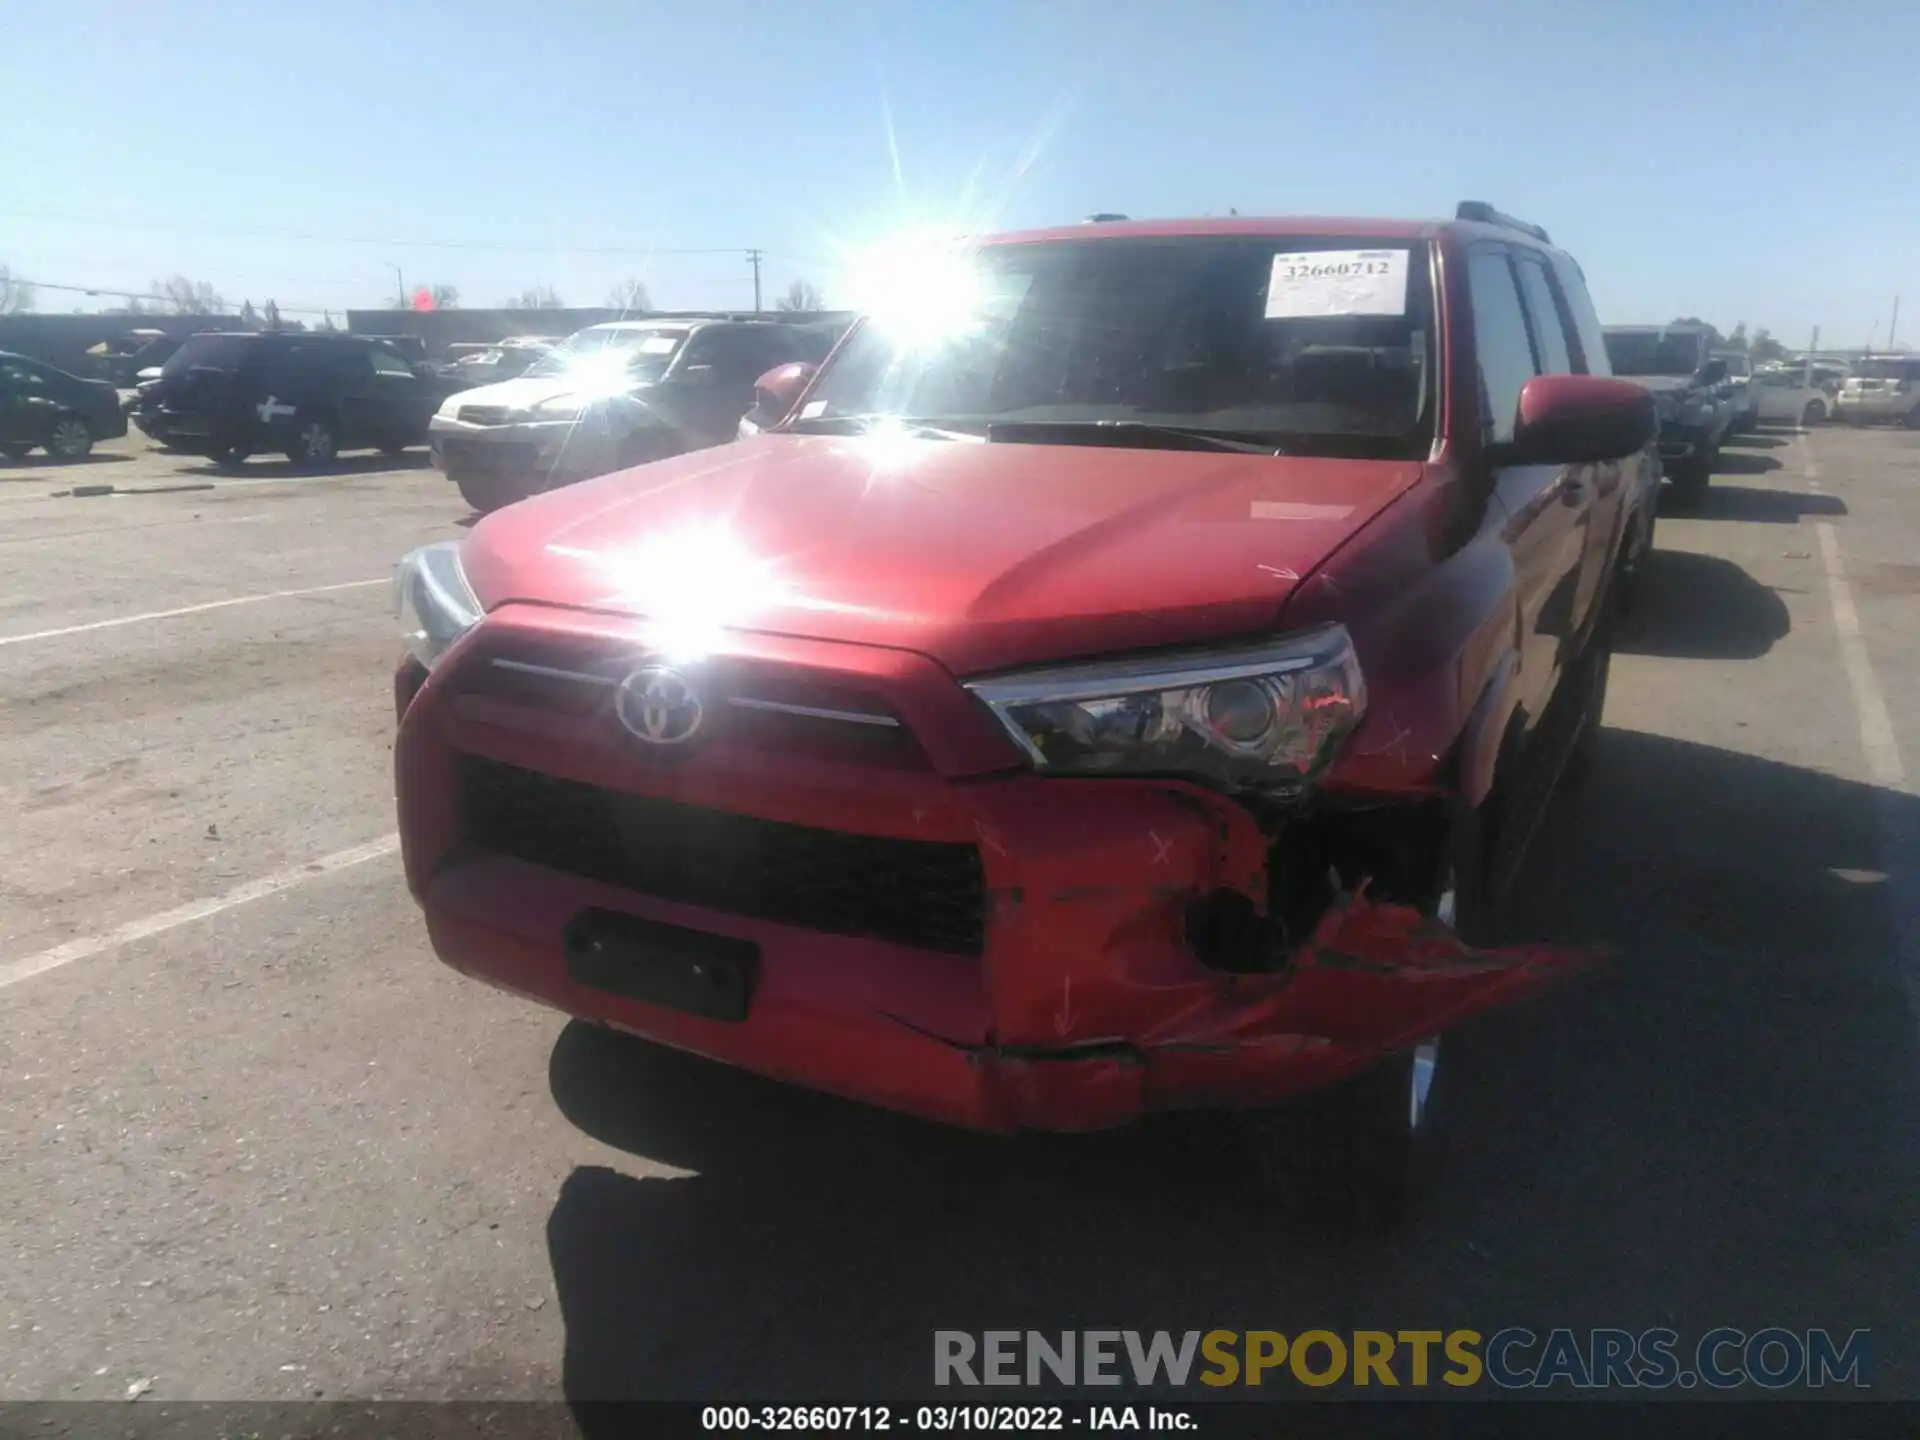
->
<box><xmin>5</xmin><ymin>0</ymin><xmax>1914</xmax><ymax>346</ymax></box>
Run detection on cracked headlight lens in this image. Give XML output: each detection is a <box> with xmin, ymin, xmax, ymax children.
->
<box><xmin>965</xmin><ymin>624</ymin><xmax>1366</xmax><ymax>801</ymax></box>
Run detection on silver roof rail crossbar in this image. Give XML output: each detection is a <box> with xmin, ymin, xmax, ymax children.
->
<box><xmin>1455</xmin><ymin>201</ymin><xmax>1552</xmax><ymax>245</ymax></box>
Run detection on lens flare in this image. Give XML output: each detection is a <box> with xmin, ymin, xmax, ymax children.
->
<box><xmin>560</xmin><ymin>525</ymin><xmax>791</xmax><ymax>662</ymax></box>
<box><xmin>842</xmin><ymin>228</ymin><xmax>987</xmax><ymax>350</ymax></box>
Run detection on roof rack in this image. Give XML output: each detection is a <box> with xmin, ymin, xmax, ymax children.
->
<box><xmin>1455</xmin><ymin>201</ymin><xmax>1551</xmax><ymax>245</ymax></box>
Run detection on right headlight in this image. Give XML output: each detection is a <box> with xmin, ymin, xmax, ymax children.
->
<box><xmin>964</xmin><ymin>624</ymin><xmax>1367</xmax><ymax>802</ymax></box>
<box><xmin>392</xmin><ymin>541</ymin><xmax>484</xmax><ymax>671</ymax></box>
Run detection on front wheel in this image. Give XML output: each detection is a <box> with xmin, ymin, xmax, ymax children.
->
<box><xmin>46</xmin><ymin>416</ymin><xmax>94</xmax><ymax>460</ymax></box>
<box><xmin>287</xmin><ymin>416</ymin><xmax>341</xmax><ymax>469</ymax></box>
<box><xmin>453</xmin><ymin>468</ymin><xmax>538</xmax><ymax>514</ymax></box>
<box><xmin>1241</xmin><ymin>1039</ymin><xmax>1446</xmax><ymax>1234</ymax></box>
<box><xmin>1666</xmin><ymin>457</ymin><xmax>1710</xmax><ymax>513</ymax></box>
<box><xmin>1803</xmin><ymin>400</ymin><xmax>1827</xmax><ymax>427</ymax></box>
<box><xmin>1905</xmin><ymin>406</ymin><xmax>1920</xmax><ymax>431</ymax></box>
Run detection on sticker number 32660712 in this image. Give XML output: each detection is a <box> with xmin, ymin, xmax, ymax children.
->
<box><xmin>1264</xmin><ymin>249</ymin><xmax>1409</xmax><ymax>320</ymax></box>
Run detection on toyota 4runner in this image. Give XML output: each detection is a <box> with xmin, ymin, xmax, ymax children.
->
<box><xmin>392</xmin><ymin>203</ymin><xmax>1656</xmax><ymax>1225</ymax></box>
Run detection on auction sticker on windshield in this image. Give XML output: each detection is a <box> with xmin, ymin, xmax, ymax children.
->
<box><xmin>1264</xmin><ymin>249</ymin><xmax>1409</xmax><ymax>319</ymax></box>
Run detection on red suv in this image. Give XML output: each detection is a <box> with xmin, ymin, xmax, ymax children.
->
<box><xmin>393</xmin><ymin>204</ymin><xmax>1656</xmax><ymax>1224</ymax></box>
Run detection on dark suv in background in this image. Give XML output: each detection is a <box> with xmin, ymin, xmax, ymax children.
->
<box><xmin>135</xmin><ymin>332</ymin><xmax>472</xmax><ymax>468</ymax></box>
<box><xmin>1602</xmin><ymin>324</ymin><xmax>1731</xmax><ymax>509</ymax></box>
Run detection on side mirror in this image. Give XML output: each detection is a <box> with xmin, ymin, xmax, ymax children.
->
<box><xmin>1511</xmin><ymin>375</ymin><xmax>1656</xmax><ymax>464</ymax></box>
<box><xmin>745</xmin><ymin>362</ymin><xmax>817</xmax><ymax>430</ymax></box>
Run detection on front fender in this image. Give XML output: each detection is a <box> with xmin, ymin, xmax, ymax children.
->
<box><xmin>1456</xmin><ymin>649</ymin><xmax>1523</xmax><ymax>809</ymax></box>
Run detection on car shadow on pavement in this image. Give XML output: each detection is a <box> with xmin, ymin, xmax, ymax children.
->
<box><xmin>542</xmin><ymin>731</ymin><xmax>1920</xmax><ymax>1409</ymax></box>
<box><xmin>177</xmin><ymin>452</ymin><xmax>434</xmax><ymax>479</ymax></box>
<box><xmin>0</xmin><ymin>452</ymin><xmax>137</xmax><ymax>473</ymax></box>
<box><xmin>1724</xmin><ymin>433</ymin><xmax>1788</xmax><ymax>449</ymax></box>
<box><xmin>1711</xmin><ymin>451</ymin><xmax>1783</xmax><ymax>477</ymax></box>
<box><xmin>1681</xmin><ymin>484</ymin><xmax>1847</xmax><ymax>524</ymax></box>
<box><xmin>1617</xmin><ymin>550</ymin><xmax>1791</xmax><ymax>660</ymax></box>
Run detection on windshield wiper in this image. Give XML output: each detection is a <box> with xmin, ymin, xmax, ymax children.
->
<box><xmin>982</xmin><ymin>420</ymin><xmax>1285</xmax><ymax>455</ymax></box>
<box><xmin>784</xmin><ymin>414</ymin><xmax>984</xmax><ymax>442</ymax></box>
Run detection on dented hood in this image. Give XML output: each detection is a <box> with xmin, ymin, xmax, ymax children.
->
<box><xmin>460</xmin><ymin>434</ymin><xmax>1423</xmax><ymax>675</ymax></box>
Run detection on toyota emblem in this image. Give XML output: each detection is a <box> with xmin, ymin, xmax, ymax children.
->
<box><xmin>615</xmin><ymin>665</ymin><xmax>706</xmax><ymax>746</ymax></box>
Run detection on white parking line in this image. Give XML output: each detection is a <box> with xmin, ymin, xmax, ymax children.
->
<box><xmin>0</xmin><ymin>835</ymin><xmax>400</xmax><ymax>992</ymax></box>
<box><xmin>0</xmin><ymin>578</ymin><xmax>383</xmax><ymax>648</ymax></box>
<box><xmin>1802</xmin><ymin>435</ymin><xmax>1920</xmax><ymax>1036</ymax></box>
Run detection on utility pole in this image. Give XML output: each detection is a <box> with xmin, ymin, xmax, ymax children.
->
<box><xmin>1889</xmin><ymin>294</ymin><xmax>1901</xmax><ymax>351</ymax></box>
<box><xmin>388</xmin><ymin>263</ymin><xmax>405</xmax><ymax>309</ymax></box>
<box><xmin>748</xmin><ymin>249</ymin><xmax>763</xmax><ymax>313</ymax></box>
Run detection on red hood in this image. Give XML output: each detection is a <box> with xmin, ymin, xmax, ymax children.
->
<box><xmin>461</xmin><ymin>434</ymin><xmax>1423</xmax><ymax>675</ymax></box>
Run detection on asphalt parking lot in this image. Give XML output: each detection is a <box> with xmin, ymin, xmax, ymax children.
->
<box><xmin>3</xmin><ymin>426</ymin><xmax>1919</xmax><ymax>1405</ymax></box>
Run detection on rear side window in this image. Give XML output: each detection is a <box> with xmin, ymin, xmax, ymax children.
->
<box><xmin>162</xmin><ymin>335</ymin><xmax>257</xmax><ymax>378</ymax></box>
<box><xmin>1514</xmin><ymin>259</ymin><xmax>1574</xmax><ymax>375</ymax></box>
<box><xmin>1547</xmin><ymin>254</ymin><xmax>1613</xmax><ymax>377</ymax></box>
<box><xmin>368</xmin><ymin>346</ymin><xmax>414</xmax><ymax>377</ymax></box>
<box><xmin>1466</xmin><ymin>249</ymin><xmax>1540</xmax><ymax>444</ymax></box>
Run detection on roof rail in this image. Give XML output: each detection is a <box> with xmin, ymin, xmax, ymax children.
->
<box><xmin>1455</xmin><ymin>201</ymin><xmax>1552</xmax><ymax>245</ymax></box>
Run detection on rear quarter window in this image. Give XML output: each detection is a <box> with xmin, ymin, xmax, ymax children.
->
<box><xmin>161</xmin><ymin>335</ymin><xmax>258</xmax><ymax>378</ymax></box>
<box><xmin>1547</xmin><ymin>253</ymin><xmax>1613</xmax><ymax>377</ymax></box>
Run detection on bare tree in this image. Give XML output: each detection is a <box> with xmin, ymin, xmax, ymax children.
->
<box><xmin>429</xmin><ymin>284</ymin><xmax>460</xmax><ymax>309</ymax></box>
<box><xmin>0</xmin><ymin>264</ymin><xmax>35</xmax><ymax>315</ymax></box>
<box><xmin>153</xmin><ymin>275</ymin><xmax>226</xmax><ymax>314</ymax></box>
<box><xmin>776</xmin><ymin>278</ymin><xmax>825</xmax><ymax>313</ymax></box>
<box><xmin>505</xmin><ymin>285</ymin><xmax>565</xmax><ymax>309</ymax></box>
<box><xmin>606</xmin><ymin>277</ymin><xmax>651</xmax><ymax>313</ymax></box>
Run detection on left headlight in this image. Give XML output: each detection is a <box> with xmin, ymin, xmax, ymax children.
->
<box><xmin>393</xmin><ymin>541</ymin><xmax>484</xmax><ymax>671</ymax></box>
<box><xmin>965</xmin><ymin>624</ymin><xmax>1367</xmax><ymax>802</ymax></box>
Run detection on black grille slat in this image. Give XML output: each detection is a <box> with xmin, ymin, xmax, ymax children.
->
<box><xmin>461</xmin><ymin>757</ymin><xmax>985</xmax><ymax>955</ymax></box>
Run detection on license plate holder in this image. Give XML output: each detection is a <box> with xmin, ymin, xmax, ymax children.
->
<box><xmin>563</xmin><ymin>908</ymin><xmax>759</xmax><ymax>1022</ymax></box>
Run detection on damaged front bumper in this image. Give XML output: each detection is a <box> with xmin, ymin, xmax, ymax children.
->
<box><xmin>396</xmin><ymin>634</ymin><xmax>1604</xmax><ymax>1134</ymax></box>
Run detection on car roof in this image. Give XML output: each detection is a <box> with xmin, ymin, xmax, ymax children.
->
<box><xmin>985</xmin><ymin>216</ymin><xmax>1439</xmax><ymax>246</ymax></box>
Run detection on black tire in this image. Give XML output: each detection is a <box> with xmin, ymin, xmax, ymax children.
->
<box><xmin>378</xmin><ymin>437</ymin><xmax>411</xmax><ymax>458</ymax></box>
<box><xmin>453</xmin><ymin>469</ymin><xmax>536</xmax><ymax>514</ymax></box>
<box><xmin>0</xmin><ymin>442</ymin><xmax>32</xmax><ymax>460</ymax></box>
<box><xmin>1803</xmin><ymin>400</ymin><xmax>1826</xmax><ymax>428</ymax></box>
<box><xmin>1666</xmin><ymin>456</ymin><xmax>1710</xmax><ymax>513</ymax></box>
<box><xmin>205</xmin><ymin>442</ymin><xmax>254</xmax><ymax>468</ymax></box>
<box><xmin>286</xmin><ymin>414</ymin><xmax>341</xmax><ymax>469</ymax></box>
<box><xmin>1242</xmin><ymin>1040</ymin><xmax>1446</xmax><ymax>1235</ymax></box>
<box><xmin>46</xmin><ymin>415</ymin><xmax>94</xmax><ymax>461</ymax></box>
<box><xmin>1906</xmin><ymin>406</ymin><xmax>1920</xmax><ymax>431</ymax></box>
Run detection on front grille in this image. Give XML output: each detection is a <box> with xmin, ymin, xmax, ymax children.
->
<box><xmin>461</xmin><ymin>756</ymin><xmax>986</xmax><ymax>955</ymax></box>
<box><xmin>457</xmin><ymin>405</ymin><xmax>515</xmax><ymax>425</ymax></box>
<box><xmin>455</xmin><ymin>637</ymin><xmax>932</xmax><ymax>768</ymax></box>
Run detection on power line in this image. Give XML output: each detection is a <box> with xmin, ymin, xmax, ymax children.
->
<box><xmin>17</xmin><ymin>278</ymin><xmax>336</xmax><ymax>316</ymax></box>
<box><xmin>0</xmin><ymin>208</ymin><xmax>757</xmax><ymax>258</ymax></box>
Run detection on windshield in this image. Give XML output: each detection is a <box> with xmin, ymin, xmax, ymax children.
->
<box><xmin>1602</xmin><ymin>331</ymin><xmax>1708</xmax><ymax>377</ymax></box>
<box><xmin>1854</xmin><ymin>358</ymin><xmax>1920</xmax><ymax>381</ymax></box>
<box><xmin>526</xmin><ymin>326</ymin><xmax>687</xmax><ymax>383</ymax></box>
<box><xmin>1714</xmin><ymin>351</ymin><xmax>1751</xmax><ymax>377</ymax></box>
<box><xmin>800</xmin><ymin>236</ymin><xmax>1436</xmax><ymax>457</ymax></box>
